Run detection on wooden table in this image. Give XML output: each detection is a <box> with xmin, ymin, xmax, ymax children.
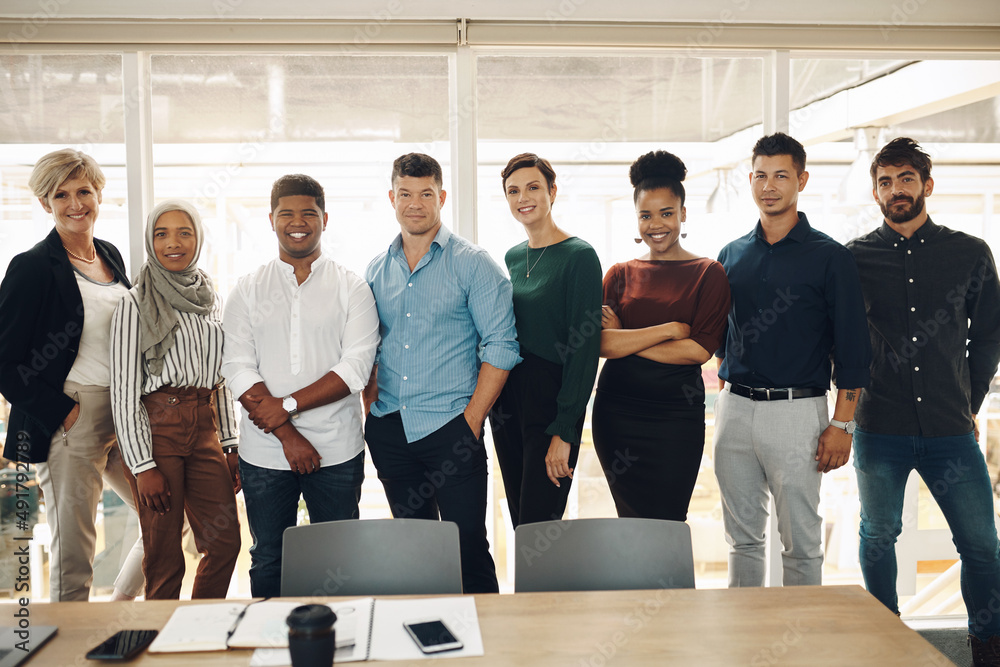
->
<box><xmin>13</xmin><ymin>585</ymin><xmax>953</xmax><ymax>666</ymax></box>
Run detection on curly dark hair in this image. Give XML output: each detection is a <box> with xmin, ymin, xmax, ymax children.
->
<box><xmin>629</xmin><ymin>150</ymin><xmax>687</xmax><ymax>205</ymax></box>
<box><xmin>870</xmin><ymin>137</ymin><xmax>932</xmax><ymax>184</ymax></box>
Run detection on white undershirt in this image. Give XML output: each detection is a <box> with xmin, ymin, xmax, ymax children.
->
<box><xmin>66</xmin><ymin>271</ymin><xmax>128</xmax><ymax>387</ymax></box>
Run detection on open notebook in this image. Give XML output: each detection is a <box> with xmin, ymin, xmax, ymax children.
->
<box><xmin>147</xmin><ymin>597</ymin><xmax>483</xmax><ymax>663</ymax></box>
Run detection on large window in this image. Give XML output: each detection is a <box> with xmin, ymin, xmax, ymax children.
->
<box><xmin>1</xmin><ymin>44</ymin><xmax>999</xmax><ymax>605</ymax></box>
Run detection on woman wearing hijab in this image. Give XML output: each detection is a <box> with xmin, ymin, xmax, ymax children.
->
<box><xmin>110</xmin><ymin>199</ymin><xmax>240</xmax><ymax>600</ymax></box>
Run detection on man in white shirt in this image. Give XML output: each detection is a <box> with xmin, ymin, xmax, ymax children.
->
<box><xmin>221</xmin><ymin>174</ymin><xmax>380</xmax><ymax>597</ymax></box>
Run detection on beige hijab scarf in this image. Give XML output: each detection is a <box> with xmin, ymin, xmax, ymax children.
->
<box><xmin>133</xmin><ymin>199</ymin><xmax>215</xmax><ymax>376</ymax></box>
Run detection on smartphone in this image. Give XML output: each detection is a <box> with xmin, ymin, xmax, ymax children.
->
<box><xmin>85</xmin><ymin>630</ymin><xmax>158</xmax><ymax>661</ymax></box>
<box><xmin>402</xmin><ymin>619</ymin><xmax>463</xmax><ymax>654</ymax></box>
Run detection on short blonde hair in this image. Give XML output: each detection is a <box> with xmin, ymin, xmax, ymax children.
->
<box><xmin>28</xmin><ymin>149</ymin><xmax>106</xmax><ymax>204</ymax></box>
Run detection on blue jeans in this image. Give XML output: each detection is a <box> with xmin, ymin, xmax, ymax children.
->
<box><xmin>854</xmin><ymin>428</ymin><xmax>1000</xmax><ymax>639</ymax></box>
<box><xmin>239</xmin><ymin>451</ymin><xmax>364</xmax><ymax>597</ymax></box>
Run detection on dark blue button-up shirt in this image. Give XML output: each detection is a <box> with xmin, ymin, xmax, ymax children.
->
<box><xmin>716</xmin><ymin>212</ymin><xmax>871</xmax><ymax>390</ymax></box>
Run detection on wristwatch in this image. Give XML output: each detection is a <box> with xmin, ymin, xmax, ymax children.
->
<box><xmin>222</xmin><ymin>444</ymin><xmax>238</xmax><ymax>454</ymax></box>
<box><xmin>282</xmin><ymin>395</ymin><xmax>299</xmax><ymax>419</ymax></box>
<box><xmin>830</xmin><ymin>419</ymin><xmax>856</xmax><ymax>435</ymax></box>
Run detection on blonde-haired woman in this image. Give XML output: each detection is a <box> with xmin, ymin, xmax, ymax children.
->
<box><xmin>111</xmin><ymin>199</ymin><xmax>240</xmax><ymax>599</ymax></box>
<box><xmin>0</xmin><ymin>149</ymin><xmax>143</xmax><ymax>600</ymax></box>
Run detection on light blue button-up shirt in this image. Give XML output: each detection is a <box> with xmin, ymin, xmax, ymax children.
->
<box><xmin>366</xmin><ymin>224</ymin><xmax>520</xmax><ymax>442</ymax></box>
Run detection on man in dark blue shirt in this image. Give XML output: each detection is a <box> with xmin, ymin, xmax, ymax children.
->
<box><xmin>714</xmin><ymin>133</ymin><xmax>871</xmax><ymax>588</ymax></box>
<box><xmin>847</xmin><ymin>138</ymin><xmax>1000</xmax><ymax>666</ymax></box>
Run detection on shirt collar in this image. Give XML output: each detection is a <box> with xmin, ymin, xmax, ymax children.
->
<box><xmin>750</xmin><ymin>211</ymin><xmax>811</xmax><ymax>245</ymax></box>
<box><xmin>874</xmin><ymin>216</ymin><xmax>940</xmax><ymax>246</ymax></box>
<box><xmin>389</xmin><ymin>223</ymin><xmax>452</xmax><ymax>255</ymax></box>
<box><xmin>276</xmin><ymin>252</ymin><xmax>329</xmax><ymax>276</ymax></box>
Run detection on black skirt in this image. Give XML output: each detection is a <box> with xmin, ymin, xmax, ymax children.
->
<box><xmin>592</xmin><ymin>355</ymin><xmax>705</xmax><ymax>521</ymax></box>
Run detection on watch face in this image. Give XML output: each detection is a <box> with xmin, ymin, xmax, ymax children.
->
<box><xmin>845</xmin><ymin>421</ymin><xmax>856</xmax><ymax>434</ymax></box>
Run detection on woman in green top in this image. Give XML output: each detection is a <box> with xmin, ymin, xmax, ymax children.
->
<box><xmin>489</xmin><ymin>153</ymin><xmax>603</xmax><ymax>528</ymax></box>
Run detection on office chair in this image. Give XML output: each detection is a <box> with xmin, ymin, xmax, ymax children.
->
<box><xmin>280</xmin><ymin>518</ymin><xmax>463</xmax><ymax>596</ymax></box>
<box><xmin>514</xmin><ymin>517</ymin><xmax>696</xmax><ymax>592</ymax></box>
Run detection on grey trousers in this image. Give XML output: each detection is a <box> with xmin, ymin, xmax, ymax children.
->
<box><xmin>713</xmin><ymin>385</ymin><xmax>828</xmax><ymax>587</ymax></box>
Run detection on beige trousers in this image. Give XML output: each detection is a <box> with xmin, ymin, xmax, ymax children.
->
<box><xmin>34</xmin><ymin>381</ymin><xmax>144</xmax><ymax>601</ymax></box>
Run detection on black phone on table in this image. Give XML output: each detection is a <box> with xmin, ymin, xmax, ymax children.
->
<box><xmin>85</xmin><ymin>629</ymin><xmax>158</xmax><ymax>661</ymax></box>
<box><xmin>402</xmin><ymin>619</ymin><xmax>463</xmax><ymax>654</ymax></box>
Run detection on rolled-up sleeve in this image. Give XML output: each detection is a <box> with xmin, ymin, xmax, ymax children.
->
<box><xmin>221</xmin><ymin>278</ymin><xmax>265</xmax><ymax>400</ymax></box>
<box><xmin>467</xmin><ymin>251</ymin><xmax>520</xmax><ymax>371</ymax></box>
<box><xmin>329</xmin><ymin>276</ymin><xmax>380</xmax><ymax>393</ymax></box>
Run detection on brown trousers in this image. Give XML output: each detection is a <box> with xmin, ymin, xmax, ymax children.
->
<box><xmin>124</xmin><ymin>386</ymin><xmax>240</xmax><ymax>599</ymax></box>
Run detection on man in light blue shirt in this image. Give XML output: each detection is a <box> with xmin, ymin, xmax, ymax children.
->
<box><xmin>364</xmin><ymin>153</ymin><xmax>519</xmax><ymax>593</ymax></box>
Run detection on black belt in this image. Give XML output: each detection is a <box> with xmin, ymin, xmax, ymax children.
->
<box><xmin>728</xmin><ymin>383</ymin><xmax>826</xmax><ymax>402</ymax></box>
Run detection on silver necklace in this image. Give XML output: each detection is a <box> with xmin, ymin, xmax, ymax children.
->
<box><xmin>525</xmin><ymin>244</ymin><xmax>549</xmax><ymax>278</ymax></box>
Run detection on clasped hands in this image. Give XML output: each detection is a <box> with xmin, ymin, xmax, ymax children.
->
<box><xmin>244</xmin><ymin>393</ymin><xmax>289</xmax><ymax>433</ymax></box>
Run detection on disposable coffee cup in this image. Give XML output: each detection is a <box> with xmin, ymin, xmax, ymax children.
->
<box><xmin>287</xmin><ymin>604</ymin><xmax>337</xmax><ymax>666</ymax></box>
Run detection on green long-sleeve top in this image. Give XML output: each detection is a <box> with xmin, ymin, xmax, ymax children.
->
<box><xmin>504</xmin><ymin>236</ymin><xmax>603</xmax><ymax>444</ymax></box>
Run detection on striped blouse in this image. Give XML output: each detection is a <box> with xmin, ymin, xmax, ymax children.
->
<box><xmin>110</xmin><ymin>290</ymin><xmax>238</xmax><ymax>474</ymax></box>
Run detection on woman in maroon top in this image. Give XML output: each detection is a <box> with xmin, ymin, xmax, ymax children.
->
<box><xmin>593</xmin><ymin>151</ymin><xmax>730</xmax><ymax>521</ymax></box>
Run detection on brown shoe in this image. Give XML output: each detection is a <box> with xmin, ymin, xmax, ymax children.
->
<box><xmin>970</xmin><ymin>635</ymin><xmax>1000</xmax><ymax>667</ymax></box>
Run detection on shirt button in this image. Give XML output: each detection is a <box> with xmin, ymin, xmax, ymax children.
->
<box><xmin>908</xmin><ymin>278</ymin><xmax>914</xmax><ymax>283</ymax></box>
<box><xmin>907</xmin><ymin>250</ymin><xmax>911</xmax><ymax>255</ymax></box>
<box><xmin>915</xmin><ymin>366</ymin><xmax>920</xmax><ymax>371</ymax></box>
<box><xmin>758</xmin><ymin>308</ymin><xmax>763</xmax><ymax>313</ymax></box>
<box><xmin>403</xmin><ymin>376</ymin><xmax>408</xmax><ymax>381</ymax></box>
<box><xmin>912</xmin><ymin>337</ymin><xmax>918</xmax><ymax>342</ymax></box>
<box><xmin>917</xmin><ymin>397</ymin><xmax>922</xmax><ymax>402</ymax></box>
<box><xmin>920</xmin><ymin>239</ymin><xmax>925</xmax><ymax>243</ymax></box>
<box><xmin>406</xmin><ymin>313</ymin><xmax>411</xmax><ymax>317</ymax></box>
<box><xmin>402</xmin><ymin>405</ymin><xmax>406</xmax><ymax>410</ymax></box>
<box><xmin>893</xmin><ymin>243</ymin><xmax>898</xmax><ymax>248</ymax></box>
<box><xmin>911</xmin><ymin>307</ymin><xmax>915</xmax><ymax>312</ymax></box>
<box><xmin>408</xmin><ymin>283</ymin><xmax>413</xmax><ymax>287</ymax></box>
<box><xmin>404</xmin><ymin>344</ymin><xmax>409</xmax><ymax>349</ymax></box>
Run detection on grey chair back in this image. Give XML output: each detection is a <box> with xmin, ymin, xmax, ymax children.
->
<box><xmin>280</xmin><ymin>518</ymin><xmax>463</xmax><ymax>596</ymax></box>
<box><xmin>514</xmin><ymin>517</ymin><xmax>695</xmax><ymax>592</ymax></box>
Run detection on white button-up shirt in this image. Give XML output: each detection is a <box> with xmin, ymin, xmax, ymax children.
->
<box><xmin>222</xmin><ymin>254</ymin><xmax>380</xmax><ymax>470</ymax></box>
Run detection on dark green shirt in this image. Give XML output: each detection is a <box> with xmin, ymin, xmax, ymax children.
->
<box><xmin>505</xmin><ymin>236</ymin><xmax>602</xmax><ymax>443</ymax></box>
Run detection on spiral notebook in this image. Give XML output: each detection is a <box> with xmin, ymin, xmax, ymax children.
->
<box><xmin>148</xmin><ymin>597</ymin><xmax>483</xmax><ymax>663</ymax></box>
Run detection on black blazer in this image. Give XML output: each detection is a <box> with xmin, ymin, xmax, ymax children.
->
<box><xmin>0</xmin><ymin>227</ymin><xmax>130</xmax><ymax>463</ymax></box>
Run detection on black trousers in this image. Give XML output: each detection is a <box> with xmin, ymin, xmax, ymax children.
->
<box><xmin>490</xmin><ymin>352</ymin><xmax>581</xmax><ymax>529</ymax></box>
<box><xmin>365</xmin><ymin>411</ymin><xmax>499</xmax><ymax>594</ymax></box>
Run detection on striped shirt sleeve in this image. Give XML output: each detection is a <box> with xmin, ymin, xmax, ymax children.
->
<box><xmin>109</xmin><ymin>293</ymin><xmax>157</xmax><ymax>474</ymax></box>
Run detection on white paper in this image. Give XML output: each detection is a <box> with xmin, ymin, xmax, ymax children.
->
<box><xmin>247</xmin><ymin>598</ymin><xmax>374</xmax><ymax>665</ymax></box>
<box><xmin>250</xmin><ymin>597</ymin><xmax>482</xmax><ymax>664</ymax></box>
<box><xmin>369</xmin><ymin>597</ymin><xmax>484</xmax><ymax>661</ymax></box>
<box><xmin>147</xmin><ymin>602</ymin><xmax>246</xmax><ymax>653</ymax></box>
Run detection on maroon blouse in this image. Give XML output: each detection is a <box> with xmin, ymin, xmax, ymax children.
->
<box><xmin>602</xmin><ymin>257</ymin><xmax>731</xmax><ymax>357</ymax></box>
